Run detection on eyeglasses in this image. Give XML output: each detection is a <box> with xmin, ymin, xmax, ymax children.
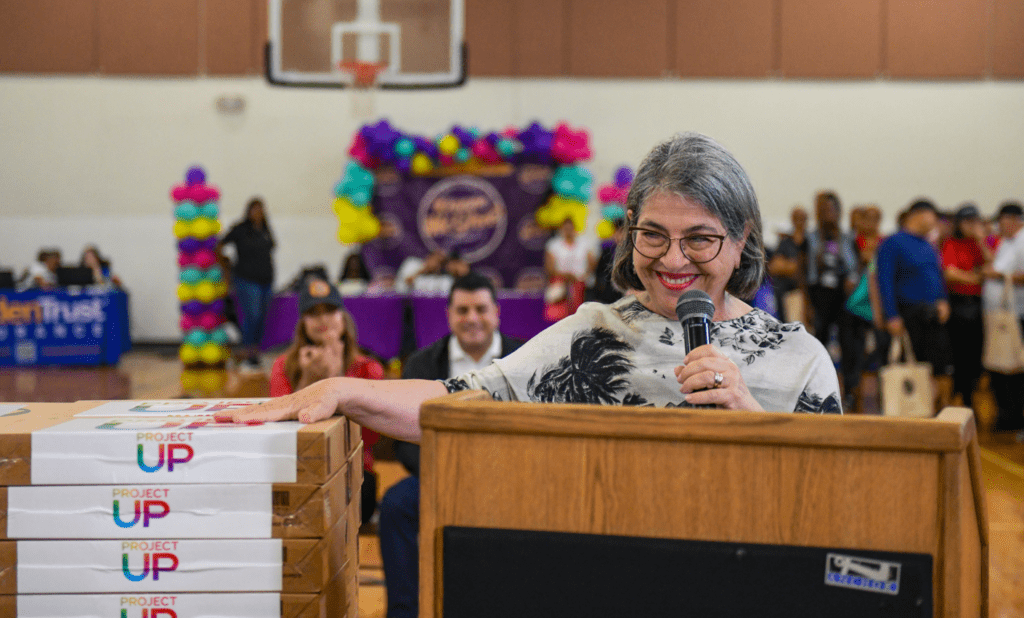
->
<box><xmin>629</xmin><ymin>227</ymin><xmax>726</xmax><ymax>263</ymax></box>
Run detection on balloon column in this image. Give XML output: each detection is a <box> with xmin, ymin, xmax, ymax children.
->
<box><xmin>334</xmin><ymin>119</ymin><xmax>594</xmax><ymax>243</ymax></box>
<box><xmin>170</xmin><ymin>166</ymin><xmax>229</xmax><ymax>394</ymax></box>
<box><xmin>596</xmin><ymin>166</ymin><xmax>634</xmax><ymax>239</ymax></box>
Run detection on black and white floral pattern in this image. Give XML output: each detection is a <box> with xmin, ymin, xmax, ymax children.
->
<box><xmin>447</xmin><ymin>297</ymin><xmax>843</xmax><ymax>414</ymax></box>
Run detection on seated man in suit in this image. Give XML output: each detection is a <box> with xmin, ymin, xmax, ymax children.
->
<box><xmin>379</xmin><ymin>272</ymin><xmax>523</xmax><ymax>618</ymax></box>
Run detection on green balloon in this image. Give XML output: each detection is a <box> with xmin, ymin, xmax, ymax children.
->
<box><xmin>175</xmin><ymin>202</ymin><xmax>198</xmax><ymax>221</ymax></box>
<box><xmin>394</xmin><ymin>137</ymin><xmax>415</xmax><ymax>158</ymax></box>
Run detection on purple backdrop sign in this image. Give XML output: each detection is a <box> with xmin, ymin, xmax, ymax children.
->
<box><xmin>361</xmin><ymin>165</ymin><xmax>555</xmax><ymax>289</ymax></box>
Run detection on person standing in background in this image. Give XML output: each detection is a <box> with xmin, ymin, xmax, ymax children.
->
<box><xmin>220</xmin><ymin>197</ymin><xmax>276</xmax><ymax>370</ymax></box>
<box><xmin>877</xmin><ymin>199</ymin><xmax>952</xmax><ymax>411</ymax></box>
<box><xmin>768</xmin><ymin>206</ymin><xmax>809</xmax><ymax>323</ymax></box>
<box><xmin>981</xmin><ymin>202</ymin><xmax>1024</xmax><ymax>433</ymax></box>
<box><xmin>544</xmin><ymin>217</ymin><xmax>597</xmax><ymax>319</ymax></box>
<box><xmin>25</xmin><ymin>249</ymin><xmax>61</xmax><ymax>290</ymax></box>
<box><xmin>806</xmin><ymin>192</ymin><xmax>858</xmax><ymax>346</ymax></box>
<box><xmin>940</xmin><ymin>204</ymin><xmax>991</xmax><ymax>409</ymax></box>
<box><xmin>80</xmin><ymin>245</ymin><xmax>122</xmax><ymax>288</ymax></box>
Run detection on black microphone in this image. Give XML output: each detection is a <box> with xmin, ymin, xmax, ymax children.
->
<box><xmin>675</xmin><ymin>290</ymin><xmax>716</xmax><ymax>409</ymax></box>
<box><xmin>675</xmin><ymin>290</ymin><xmax>715</xmax><ymax>354</ymax></box>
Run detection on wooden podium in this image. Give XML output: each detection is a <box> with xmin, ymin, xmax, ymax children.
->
<box><xmin>419</xmin><ymin>392</ymin><xmax>988</xmax><ymax>617</ymax></box>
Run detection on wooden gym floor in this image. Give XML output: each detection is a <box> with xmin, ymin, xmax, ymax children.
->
<box><xmin>1</xmin><ymin>345</ymin><xmax>1021</xmax><ymax>617</ymax></box>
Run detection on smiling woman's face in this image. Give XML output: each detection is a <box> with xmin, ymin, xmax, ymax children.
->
<box><xmin>631</xmin><ymin>191</ymin><xmax>745</xmax><ymax>321</ymax></box>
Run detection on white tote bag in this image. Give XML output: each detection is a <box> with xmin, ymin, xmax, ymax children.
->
<box><xmin>982</xmin><ymin>278</ymin><xmax>1024</xmax><ymax>374</ymax></box>
<box><xmin>880</xmin><ymin>333</ymin><xmax>934</xmax><ymax>418</ymax></box>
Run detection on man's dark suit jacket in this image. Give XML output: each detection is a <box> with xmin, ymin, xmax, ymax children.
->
<box><xmin>396</xmin><ymin>332</ymin><xmax>524</xmax><ymax>476</ymax></box>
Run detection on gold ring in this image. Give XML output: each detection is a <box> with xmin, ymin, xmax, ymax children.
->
<box><xmin>713</xmin><ymin>372</ymin><xmax>724</xmax><ymax>388</ymax></box>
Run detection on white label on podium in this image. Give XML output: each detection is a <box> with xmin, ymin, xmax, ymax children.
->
<box><xmin>30</xmin><ymin>417</ymin><xmax>299</xmax><ymax>484</ymax></box>
<box><xmin>17</xmin><ymin>593</ymin><xmax>281</xmax><ymax>617</ymax></box>
<box><xmin>16</xmin><ymin>539</ymin><xmax>284</xmax><ymax>593</ymax></box>
<box><xmin>8</xmin><ymin>484</ymin><xmax>273</xmax><ymax>539</ymax></box>
<box><xmin>75</xmin><ymin>399</ymin><xmax>271</xmax><ymax>418</ymax></box>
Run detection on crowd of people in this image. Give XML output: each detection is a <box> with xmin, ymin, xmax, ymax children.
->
<box><xmin>766</xmin><ymin>191</ymin><xmax>1024</xmax><ymax>431</ymax></box>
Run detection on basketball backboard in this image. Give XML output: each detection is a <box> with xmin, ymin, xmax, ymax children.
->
<box><xmin>266</xmin><ymin>0</ymin><xmax>465</xmax><ymax>89</ymax></box>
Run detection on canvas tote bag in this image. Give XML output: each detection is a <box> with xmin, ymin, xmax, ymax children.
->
<box><xmin>880</xmin><ymin>333</ymin><xmax>934</xmax><ymax>418</ymax></box>
<box><xmin>982</xmin><ymin>278</ymin><xmax>1024</xmax><ymax>374</ymax></box>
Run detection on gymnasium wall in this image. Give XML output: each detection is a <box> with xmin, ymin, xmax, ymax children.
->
<box><xmin>1</xmin><ymin>1</ymin><xmax>1023</xmax><ymax>342</ymax></box>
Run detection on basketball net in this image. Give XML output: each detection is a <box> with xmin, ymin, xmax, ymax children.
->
<box><xmin>339</xmin><ymin>61</ymin><xmax>385</xmax><ymax>120</ymax></box>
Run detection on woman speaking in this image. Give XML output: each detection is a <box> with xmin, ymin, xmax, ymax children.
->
<box><xmin>222</xmin><ymin>133</ymin><xmax>841</xmax><ymax>438</ymax></box>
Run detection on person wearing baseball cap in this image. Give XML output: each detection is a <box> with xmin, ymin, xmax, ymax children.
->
<box><xmin>940</xmin><ymin>203</ymin><xmax>992</xmax><ymax>409</ymax></box>
<box><xmin>982</xmin><ymin>201</ymin><xmax>1024</xmax><ymax>432</ymax></box>
<box><xmin>269</xmin><ymin>276</ymin><xmax>385</xmax><ymax>521</ymax></box>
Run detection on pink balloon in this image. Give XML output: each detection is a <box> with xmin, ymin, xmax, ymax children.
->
<box><xmin>348</xmin><ymin>134</ymin><xmax>379</xmax><ymax>169</ymax></box>
<box><xmin>180</xmin><ymin>314</ymin><xmax>198</xmax><ymax>331</ymax></box>
<box><xmin>171</xmin><ymin>185</ymin><xmax>190</xmax><ymax>201</ymax></box>
<box><xmin>194</xmin><ymin>249</ymin><xmax>217</xmax><ymax>269</ymax></box>
<box><xmin>502</xmin><ymin>126</ymin><xmax>519</xmax><ymax>138</ymax></box>
<box><xmin>198</xmin><ymin>312</ymin><xmax>223</xmax><ymax>331</ymax></box>
<box><xmin>472</xmin><ymin>139</ymin><xmax>502</xmax><ymax>164</ymax></box>
<box><xmin>178</xmin><ymin>252</ymin><xmax>196</xmax><ymax>267</ymax></box>
<box><xmin>598</xmin><ymin>186</ymin><xmax>620</xmax><ymax>203</ymax></box>
<box><xmin>551</xmin><ymin>124</ymin><xmax>592</xmax><ymax>164</ymax></box>
<box><xmin>191</xmin><ymin>185</ymin><xmax>220</xmax><ymax>202</ymax></box>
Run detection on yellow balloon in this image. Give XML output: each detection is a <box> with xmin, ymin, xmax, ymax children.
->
<box><xmin>215</xmin><ymin>281</ymin><xmax>229</xmax><ymax>298</ymax></box>
<box><xmin>177</xmin><ymin>283</ymin><xmax>196</xmax><ymax>302</ymax></box>
<box><xmin>199</xmin><ymin>342</ymin><xmax>225</xmax><ymax>365</ymax></box>
<box><xmin>191</xmin><ymin>217</ymin><xmax>214</xmax><ymax>240</ymax></box>
<box><xmin>437</xmin><ymin>134</ymin><xmax>459</xmax><ymax>156</ymax></box>
<box><xmin>180</xmin><ymin>369</ymin><xmax>201</xmax><ymax>390</ymax></box>
<box><xmin>199</xmin><ymin>369</ymin><xmax>227</xmax><ymax>391</ymax></box>
<box><xmin>173</xmin><ymin>220</ymin><xmax>192</xmax><ymax>239</ymax></box>
<box><xmin>195</xmin><ymin>281</ymin><xmax>218</xmax><ymax>304</ymax></box>
<box><xmin>570</xmin><ymin>205</ymin><xmax>588</xmax><ymax>232</ymax></box>
<box><xmin>179</xmin><ymin>344</ymin><xmax>200</xmax><ymax>365</ymax></box>
<box><xmin>333</xmin><ymin>197</ymin><xmax>359</xmax><ymax>223</ymax></box>
<box><xmin>597</xmin><ymin>219</ymin><xmax>615</xmax><ymax>239</ymax></box>
<box><xmin>362</xmin><ymin>215</ymin><xmax>381</xmax><ymax>241</ymax></box>
<box><xmin>411</xmin><ymin>153</ymin><xmax>433</xmax><ymax>175</ymax></box>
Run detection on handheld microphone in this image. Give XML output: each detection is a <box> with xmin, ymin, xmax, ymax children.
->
<box><xmin>675</xmin><ymin>290</ymin><xmax>715</xmax><ymax>354</ymax></box>
<box><xmin>675</xmin><ymin>290</ymin><xmax>716</xmax><ymax>409</ymax></box>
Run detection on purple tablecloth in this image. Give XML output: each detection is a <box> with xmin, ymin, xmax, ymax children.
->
<box><xmin>261</xmin><ymin>291</ymin><xmax>548</xmax><ymax>360</ymax></box>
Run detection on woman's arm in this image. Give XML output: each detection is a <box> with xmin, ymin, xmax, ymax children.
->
<box><xmin>223</xmin><ymin>377</ymin><xmax>448</xmax><ymax>443</ymax></box>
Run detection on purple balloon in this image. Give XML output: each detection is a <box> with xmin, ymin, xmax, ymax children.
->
<box><xmin>517</xmin><ymin>122</ymin><xmax>553</xmax><ymax>164</ymax></box>
<box><xmin>181</xmin><ymin>301</ymin><xmax>205</xmax><ymax>316</ymax></box>
<box><xmin>178</xmin><ymin>238</ymin><xmax>200</xmax><ymax>253</ymax></box>
<box><xmin>484</xmin><ymin>132</ymin><xmax>501</xmax><ymax>146</ymax></box>
<box><xmin>614</xmin><ymin>166</ymin><xmax>634</xmax><ymax>189</ymax></box>
<box><xmin>185</xmin><ymin>166</ymin><xmax>206</xmax><ymax>186</ymax></box>
<box><xmin>208</xmin><ymin>299</ymin><xmax>225</xmax><ymax>314</ymax></box>
<box><xmin>452</xmin><ymin>126</ymin><xmax>475</xmax><ymax>147</ymax></box>
<box><xmin>199</xmin><ymin>238</ymin><xmax>218</xmax><ymax>251</ymax></box>
<box><xmin>396</xmin><ymin>157</ymin><xmax>412</xmax><ymax>174</ymax></box>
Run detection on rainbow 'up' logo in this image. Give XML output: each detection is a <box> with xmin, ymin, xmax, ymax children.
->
<box><xmin>122</xmin><ymin>552</ymin><xmax>178</xmax><ymax>582</ymax></box>
<box><xmin>113</xmin><ymin>500</ymin><xmax>170</xmax><ymax>528</ymax></box>
<box><xmin>137</xmin><ymin>444</ymin><xmax>193</xmax><ymax>473</ymax></box>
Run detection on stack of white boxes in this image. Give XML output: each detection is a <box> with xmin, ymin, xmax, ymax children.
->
<box><xmin>0</xmin><ymin>399</ymin><xmax>362</xmax><ymax>617</ymax></box>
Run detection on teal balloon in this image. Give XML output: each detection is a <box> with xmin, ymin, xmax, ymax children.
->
<box><xmin>204</xmin><ymin>267</ymin><xmax>223</xmax><ymax>283</ymax></box>
<box><xmin>394</xmin><ymin>137</ymin><xmax>415</xmax><ymax>158</ymax></box>
<box><xmin>210</xmin><ymin>327</ymin><xmax>228</xmax><ymax>345</ymax></box>
<box><xmin>338</xmin><ymin>161</ymin><xmax>375</xmax><ymax>204</ymax></box>
<box><xmin>198</xmin><ymin>201</ymin><xmax>219</xmax><ymax>219</ymax></box>
<box><xmin>179</xmin><ymin>267</ymin><xmax>202</xmax><ymax>284</ymax></box>
<box><xmin>602</xmin><ymin>204</ymin><xmax>626</xmax><ymax>221</ymax></box>
<box><xmin>552</xmin><ymin>165</ymin><xmax>594</xmax><ymax>201</ymax></box>
<box><xmin>346</xmin><ymin>186</ymin><xmax>372</xmax><ymax>206</ymax></box>
<box><xmin>454</xmin><ymin>147</ymin><xmax>470</xmax><ymax>163</ymax></box>
<box><xmin>175</xmin><ymin>201</ymin><xmax>198</xmax><ymax>221</ymax></box>
<box><xmin>184</xmin><ymin>328</ymin><xmax>208</xmax><ymax>347</ymax></box>
<box><xmin>496</xmin><ymin>138</ymin><xmax>516</xmax><ymax>158</ymax></box>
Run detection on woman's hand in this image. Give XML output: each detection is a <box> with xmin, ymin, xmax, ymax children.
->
<box><xmin>219</xmin><ymin>378</ymin><xmax>345</xmax><ymax>425</ymax></box>
<box><xmin>297</xmin><ymin>340</ymin><xmax>344</xmax><ymax>386</ymax></box>
<box><xmin>674</xmin><ymin>344</ymin><xmax>763</xmax><ymax>411</ymax></box>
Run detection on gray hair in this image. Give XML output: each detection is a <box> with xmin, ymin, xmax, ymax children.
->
<box><xmin>610</xmin><ymin>132</ymin><xmax>765</xmax><ymax>299</ymax></box>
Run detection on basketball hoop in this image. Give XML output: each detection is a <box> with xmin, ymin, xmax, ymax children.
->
<box><xmin>339</xmin><ymin>61</ymin><xmax>386</xmax><ymax>119</ymax></box>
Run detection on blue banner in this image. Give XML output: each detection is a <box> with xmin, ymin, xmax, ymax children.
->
<box><xmin>0</xmin><ymin>289</ymin><xmax>131</xmax><ymax>366</ymax></box>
